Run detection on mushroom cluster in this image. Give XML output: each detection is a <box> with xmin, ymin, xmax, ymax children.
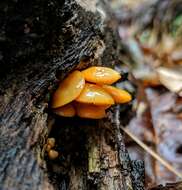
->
<box><xmin>45</xmin><ymin>138</ymin><xmax>59</xmax><ymax>160</ymax></box>
<box><xmin>51</xmin><ymin>67</ymin><xmax>132</xmax><ymax>119</ymax></box>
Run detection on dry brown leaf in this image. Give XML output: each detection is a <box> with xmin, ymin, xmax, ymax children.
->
<box><xmin>146</xmin><ymin>89</ymin><xmax>182</xmax><ymax>183</ymax></box>
<box><xmin>157</xmin><ymin>67</ymin><xmax>182</xmax><ymax>96</ymax></box>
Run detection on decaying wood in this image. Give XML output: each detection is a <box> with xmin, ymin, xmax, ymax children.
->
<box><xmin>0</xmin><ymin>0</ymin><xmax>144</xmax><ymax>189</ymax></box>
<box><xmin>111</xmin><ymin>105</ymin><xmax>145</xmax><ymax>190</ymax></box>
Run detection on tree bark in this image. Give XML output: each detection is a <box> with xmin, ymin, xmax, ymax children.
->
<box><xmin>0</xmin><ymin>0</ymin><xmax>144</xmax><ymax>189</ymax></box>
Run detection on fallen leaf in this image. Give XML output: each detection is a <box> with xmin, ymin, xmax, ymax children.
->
<box><xmin>146</xmin><ymin>88</ymin><xmax>182</xmax><ymax>183</ymax></box>
<box><xmin>157</xmin><ymin>67</ymin><xmax>182</xmax><ymax>96</ymax></box>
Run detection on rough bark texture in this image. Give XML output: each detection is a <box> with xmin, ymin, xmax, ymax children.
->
<box><xmin>0</xmin><ymin>0</ymin><xmax>144</xmax><ymax>189</ymax></box>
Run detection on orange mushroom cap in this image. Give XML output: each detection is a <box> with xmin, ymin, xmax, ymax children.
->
<box><xmin>102</xmin><ymin>85</ymin><xmax>132</xmax><ymax>104</ymax></box>
<box><xmin>76</xmin><ymin>83</ymin><xmax>114</xmax><ymax>106</ymax></box>
<box><xmin>81</xmin><ymin>66</ymin><xmax>121</xmax><ymax>85</ymax></box>
<box><xmin>53</xmin><ymin>103</ymin><xmax>76</xmax><ymax>117</ymax></box>
<box><xmin>48</xmin><ymin>150</ymin><xmax>59</xmax><ymax>160</ymax></box>
<box><xmin>52</xmin><ymin>71</ymin><xmax>85</xmax><ymax>108</ymax></box>
<box><xmin>76</xmin><ymin>103</ymin><xmax>106</xmax><ymax>119</ymax></box>
<box><xmin>47</xmin><ymin>138</ymin><xmax>56</xmax><ymax>148</ymax></box>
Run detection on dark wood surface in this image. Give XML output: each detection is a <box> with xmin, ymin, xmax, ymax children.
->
<box><xmin>0</xmin><ymin>0</ymin><xmax>144</xmax><ymax>189</ymax></box>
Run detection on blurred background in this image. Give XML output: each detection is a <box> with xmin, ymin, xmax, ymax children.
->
<box><xmin>109</xmin><ymin>0</ymin><xmax>182</xmax><ymax>188</ymax></box>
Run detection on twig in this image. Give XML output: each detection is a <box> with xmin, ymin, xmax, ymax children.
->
<box><xmin>121</xmin><ymin>126</ymin><xmax>182</xmax><ymax>179</ymax></box>
<box><xmin>112</xmin><ymin>104</ymin><xmax>182</xmax><ymax>180</ymax></box>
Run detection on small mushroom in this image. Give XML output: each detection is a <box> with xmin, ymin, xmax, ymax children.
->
<box><xmin>52</xmin><ymin>71</ymin><xmax>85</xmax><ymax>108</ymax></box>
<box><xmin>76</xmin><ymin>103</ymin><xmax>106</xmax><ymax>119</ymax></box>
<box><xmin>47</xmin><ymin>138</ymin><xmax>56</xmax><ymax>148</ymax></box>
<box><xmin>81</xmin><ymin>66</ymin><xmax>121</xmax><ymax>84</ymax></box>
<box><xmin>48</xmin><ymin>150</ymin><xmax>59</xmax><ymax>160</ymax></box>
<box><xmin>46</xmin><ymin>138</ymin><xmax>56</xmax><ymax>152</ymax></box>
<box><xmin>54</xmin><ymin>103</ymin><xmax>76</xmax><ymax>117</ymax></box>
<box><xmin>46</xmin><ymin>144</ymin><xmax>52</xmax><ymax>152</ymax></box>
<box><xmin>76</xmin><ymin>83</ymin><xmax>114</xmax><ymax>106</ymax></box>
<box><xmin>102</xmin><ymin>85</ymin><xmax>132</xmax><ymax>103</ymax></box>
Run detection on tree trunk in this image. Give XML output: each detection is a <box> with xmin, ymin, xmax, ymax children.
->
<box><xmin>0</xmin><ymin>0</ymin><xmax>144</xmax><ymax>189</ymax></box>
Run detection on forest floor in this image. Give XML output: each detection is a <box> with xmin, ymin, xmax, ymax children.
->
<box><xmin>109</xmin><ymin>0</ymin><xmax>182</xmax><ymax>188</ymax></box>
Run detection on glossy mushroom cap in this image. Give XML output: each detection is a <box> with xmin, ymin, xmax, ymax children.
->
<box><xmin>76</xmin><ymin>103</ymin><xmax>106</xmax><ymax>119</ymax></box>
<box><xmin>76</xmin><ymin>83</ymin><xmax>114</xmax><ymax>105</ymax></box>
<box><xmin>52</xmin><ymin>71</ymin><xmax>85</xmax><ymax>108</ymax></box>
<box><xmin>102</xmin><ymin>85</ymin><xmax>132</xmax><ymax>103</ymax></box>
<box><xmin>54</xmin><ymin>103</ymin><xmax>76</xmax><ymax>117</ymax></box>
<box><xmin>81</xmin><ymin>66</ymin><xmax>121</xmax><ymax>84</ymax></box>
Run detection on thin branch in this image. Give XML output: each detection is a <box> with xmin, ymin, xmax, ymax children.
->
<box><xmin>121</xmin><ymin>126</ymin><xmax>182</xmax><ymax>179</ymax></box>
<box><xmin>114</xmin><ymin>105</ymin><xmax>182</xmax><ymax>179</ymax></box>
